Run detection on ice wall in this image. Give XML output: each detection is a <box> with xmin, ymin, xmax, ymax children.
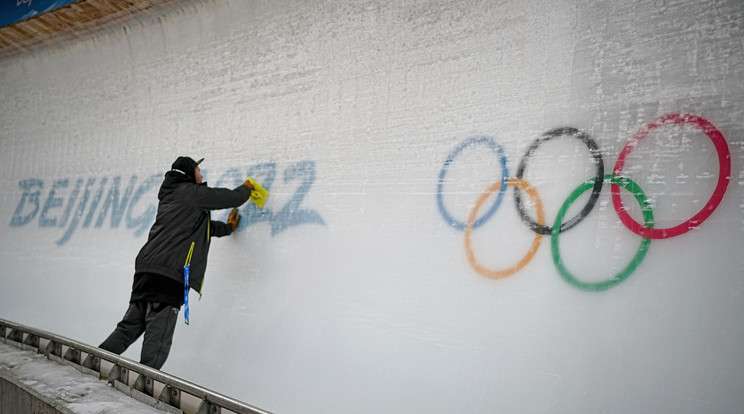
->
<box><xmin>1</xmin><ymin>0</ymin><xmax>743</xmax><ymax>413</ymax></box>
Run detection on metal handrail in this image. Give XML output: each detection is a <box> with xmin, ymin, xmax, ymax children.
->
<box><xmin>0</xmin><ymin>317</ymin><xmax>273</xmax><ymax>414</ymax></box>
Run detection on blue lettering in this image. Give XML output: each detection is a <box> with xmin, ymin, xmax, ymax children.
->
<box><xmin>10</xmin><ymin>178</ymin><xmax>43</xmax><ymax>227</ymax></box>
<box><xmin>96</xmin><ymin>176</ymin><xmax>137</xmax><ymax>228</ymax></box>
<box><xmin>213</xmin><ymin>168</ymin><xmax>243</xmax><ymax>189</ymax></box>
<box><xmin>8</xmin><ymin>161</ymin><xmax>325</xmax><ymax>244</ymax></box>
<box><xmin>39</xmin><ymin>179</ymin><xmax>69</xmax><ymax>227</ymax></box>
<box><xmin>271</xmin><ymin>161</ymin><xmax>325</xmax><ymax>236</ymax></box>
<box><xmin>58</xmin><ymin>178</ymin><xmax>83</xmax><ymax>229</ymax></box>
<box><xmin>57</xmin><ymin>178</ymin><xmax>96</xmax><ymax>246</ymax></box>
<box><xmin>83</xmin><ymin>177</ymin><xmax>107</xmax><ymax>228</ymax></box>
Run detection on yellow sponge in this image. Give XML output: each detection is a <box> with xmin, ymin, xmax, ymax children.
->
<box><xmin>246</xmin><ymin>177</ymin><xmax>268</xmax><ymax>208</ymax></box>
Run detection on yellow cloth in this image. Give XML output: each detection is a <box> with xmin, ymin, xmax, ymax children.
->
<box><xmin>246</xmin><ymin>177</ymin><xmax>269</xmax><ymax>208</ymax></box>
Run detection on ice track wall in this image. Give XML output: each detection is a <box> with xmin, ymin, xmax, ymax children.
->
<box><xmin>1</xmin><ymin>1</ymin><xmax>743</xmax><ymax>413</ymax></box>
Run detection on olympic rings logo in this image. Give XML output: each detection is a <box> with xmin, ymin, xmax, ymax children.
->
<box><xmin>436</xmin><ymin>113</ymin><xmax>731</xmax><ymax>291</ymax></box>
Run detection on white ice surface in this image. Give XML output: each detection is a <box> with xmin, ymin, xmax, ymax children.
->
<box><xmin>0</xmin><ymin>0</ymin><xmax>743</xmax><ymax>413</ymax></box>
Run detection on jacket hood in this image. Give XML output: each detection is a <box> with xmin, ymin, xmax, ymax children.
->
<box><xmin>159</xmin><ymin>171</ymin><xmax>205</xmax><ymax>200</ymax></box>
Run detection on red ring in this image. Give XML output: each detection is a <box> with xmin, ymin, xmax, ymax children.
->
<box><xmin>611</xmin><ymin>113</ymin><xmax>730</xmax><ymax>239</ymax></box>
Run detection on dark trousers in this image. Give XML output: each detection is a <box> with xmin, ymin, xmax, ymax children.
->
<box><xmin>99</xmin><ymin>301</ymin><xmax>180</xmax><ymax>370</ymax></box>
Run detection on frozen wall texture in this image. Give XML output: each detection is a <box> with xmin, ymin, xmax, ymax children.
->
<box><xmin>1</xmin><ymin>0</ymin><xmax>743</xmax><ymax>412</ymax></box>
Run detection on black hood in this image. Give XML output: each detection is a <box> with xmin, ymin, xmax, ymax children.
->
<box><xmin>159</xmin><ymin>170</ymin><xmax>205</xmax><ymax>200</ymax></box>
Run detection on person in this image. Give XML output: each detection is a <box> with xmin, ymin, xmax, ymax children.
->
<box><xmin>99</xmin><ymin>156</ymin><xmax>254</xmax><ymax>369</ymax></box>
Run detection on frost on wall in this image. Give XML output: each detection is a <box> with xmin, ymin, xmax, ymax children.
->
<box><xmin>0</xmin><ymin>1</ymin><xmax>743</xmax><ymax>413</ymax></box>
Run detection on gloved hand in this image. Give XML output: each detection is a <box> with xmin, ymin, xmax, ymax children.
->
<box><xmin>242</xmin><ymin>179</ymin><xmax>255</xmax><ymax>191</ymax></box>
<box><xmin>227</xmin><ymin>208</ymin><xmax>241</xmax><ymax>231</ymax></box>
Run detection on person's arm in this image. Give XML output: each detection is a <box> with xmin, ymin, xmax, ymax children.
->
<box><xmin>211</xmin><ymin>220</ymin><xmax>233</xmax><ymax>237</ymax></box>
<box><xmin>190</xmin><ymin>180</ymin><xmax>253</xmax><ymax>210</ymax></box>
<box><xmin>211</xmin><ymin>207</ymin><xmax>242</xmax><ymax>238</ymax></box>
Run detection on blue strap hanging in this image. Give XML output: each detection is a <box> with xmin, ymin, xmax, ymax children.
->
<box><xmin>184</xmin><ymin>242</ymin><xmax>195</xmax><ymax>325</ymax></box>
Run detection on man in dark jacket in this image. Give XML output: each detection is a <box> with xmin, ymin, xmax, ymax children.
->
<box><xmin>99</xmin><ymin>156</ymin><xmax>254</xmax><ymax>369</ymax></box>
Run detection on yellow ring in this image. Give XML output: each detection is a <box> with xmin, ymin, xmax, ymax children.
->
<box><xmin>464</xmin><ymin>178</ymin><xmax>545</xmax><ymax>279</ymax></box>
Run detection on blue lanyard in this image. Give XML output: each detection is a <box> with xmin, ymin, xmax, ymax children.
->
<box><xmin>184</xmin><ymin>242</ymin><xmax>195</xmax><ymax>325</ymax></box>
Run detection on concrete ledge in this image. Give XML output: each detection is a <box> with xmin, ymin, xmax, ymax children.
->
<box><xmin>0</xmin><ymin>342</ymin><xmax>163</xmax><ymax>414</ymax></box>
<box><xmin>0</xmin><ymin>367</ymin><xmax>75</xmax><ymax>414</ymax></box>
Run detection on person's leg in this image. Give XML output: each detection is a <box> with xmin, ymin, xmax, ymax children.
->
<box><xmin>99</xmin><ymin>302</ymin><xmax>147</xmax><ymax>354</ymax></box>
<box><xmin>140</xmin><ymin>302</ymin><xmax>180</xmax><ymax>370</ymax></box>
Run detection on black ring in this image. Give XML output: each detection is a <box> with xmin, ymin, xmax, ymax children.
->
<box><xmin>514</xmin><ymin>127</ymin><xmax>605</xmax><ymax>235</ymax></box>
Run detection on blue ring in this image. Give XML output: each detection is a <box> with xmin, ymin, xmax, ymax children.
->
<box><xmin>436</xmin><ymin>136</ymin><xmax>509</xmax><ymax>231</ymax></box>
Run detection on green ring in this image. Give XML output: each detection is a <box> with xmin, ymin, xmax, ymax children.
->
<box><xmin>551</xmin><ymin>174</ymin><xmax>654</xmax><ymax>292</ymax></box>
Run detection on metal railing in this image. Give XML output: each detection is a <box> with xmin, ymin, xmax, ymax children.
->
<box><xmin>0</xmin><ymin>318</ymin><xmax>273</xmax><ymax>414</ymax></box>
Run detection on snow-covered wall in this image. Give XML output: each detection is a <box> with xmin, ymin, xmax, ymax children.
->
<box><xmin>1</xmin><ymin>0</ymin><xmax>743</xmax><ymax>412</ymax></box>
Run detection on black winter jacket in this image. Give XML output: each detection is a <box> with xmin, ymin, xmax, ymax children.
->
<box><xmin>134</xmin><ymin>171</ymin><xmax>252</xmax><ymax>294</ymax></box>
